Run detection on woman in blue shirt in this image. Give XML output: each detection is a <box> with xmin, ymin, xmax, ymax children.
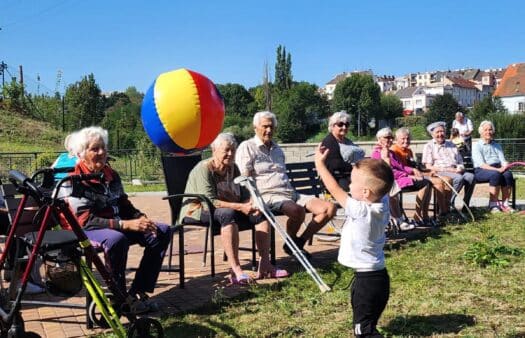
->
<box><xmin>471</xmin><ymin>120</ymin><xmax>514</xmax><ymax>213</ymax></box>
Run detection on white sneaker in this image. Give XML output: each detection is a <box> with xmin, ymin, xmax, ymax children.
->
<box><xmin>490</xmin><ymin>206</ymin><xmax>501</xmax><ymax>214</ymax></box>
<box><xmin>399</xmin><ymin>221</ymin><xmax>415</xmax><ymax>231</ymax></box>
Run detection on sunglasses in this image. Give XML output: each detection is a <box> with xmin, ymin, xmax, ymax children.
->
<box><xmin>335</xmin><ymin>122</ymin><xmax>350</xmax><ymax>128</ymax></box>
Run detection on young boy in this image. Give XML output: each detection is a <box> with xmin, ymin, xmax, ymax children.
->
<box><xmin>315</xmin><ymin>145</ymin><xmax>394</xmax><ymax>337</ymax></box>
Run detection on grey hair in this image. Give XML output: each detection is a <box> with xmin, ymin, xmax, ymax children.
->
<box><xmin>455</xmin><ymin>111</ymin><xmax>464</xmax><ymax>118</ymax></box>
<box><xmin>64</xmin><ymin>126</ymin><xmax>108</xmax><ymax>159</ymax></box>
<box><xmin>376</xmin><ymin>127</ymin><xmax>393</xmax><ymax>139</ymax></box>
<box><xmin>211</xmin><ymin>132</ymin><xmax>237</xmax><ymax>150</ymax></box>
<box><xmin>395</xmin><ymin>127</ymin><xmax>410</xmax><ymax>139</ymax></box>
<box><xmin>478</xmin><ymin>120</ymin><xmax>495</xmax><ymax>134</ymax></box>
<box><xmin>253</xmin><ymin>111</ymin><xmax>278</xmax><ymax>128</ymax></box>
<box><xmin>328</xmin><ymin>111</ymin><xmax>350</xmax><ymax>132</ymax></box>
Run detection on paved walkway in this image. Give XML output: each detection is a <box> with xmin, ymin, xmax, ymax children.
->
<box><xmin>6</xmin><ymin>186</ymin><xmax>525</xmax><ymax>337</ymax></box>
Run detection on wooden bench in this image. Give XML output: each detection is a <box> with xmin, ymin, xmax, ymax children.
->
<box><xmin>285</xmin><ymin>162</ymin><xmax>323</xmax><ymax>198</ymax></box>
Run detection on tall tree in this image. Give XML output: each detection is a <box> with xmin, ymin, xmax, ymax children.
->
<box><xmin>216</xmin><ymin>83</ymin><xmax>254</xmax><ymax>117</ymax></box>
<box><xmin>274</xmin><ymin>45</ymin><xmax>292</xmax><ymax>91</ymax></box>
<box><xmin>64</xmin><ymin>73</ymin><xmax>103</xmax><ymax>130</ymax></box>
<box><xmin>273</xmin><ymin>82</ymin><xmax>329</xmax><ymax>142</ymax></box>
<box><xmin>380</xmin><ymin>93</ymin><xmax>403</xmax><ymax>122</ymax></box>
<box><xmin>426</xmin><ymin>93</ymin><xmax>462</xmax><ymax>128</ymax></box>
<box><xmin>331</xmin><ymin>73</ymin><xmax>381</xmax><ymax>136</ymax></box>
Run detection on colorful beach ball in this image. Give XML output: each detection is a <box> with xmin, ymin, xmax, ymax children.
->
<box><xmin>141</xmin><ymin>68</ymin><xmax>225</xmax><ymax>153</ymax></box>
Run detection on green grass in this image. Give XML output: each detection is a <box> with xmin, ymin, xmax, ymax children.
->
<box><xmin>516</xmin><ymin>178</ymin><xmax>524</xmax><ymax>200</ymax></box>
<box><xmin>156</xmin><ymin>212</ymin><xmax>524</xmax><ymax>337</ymax></box>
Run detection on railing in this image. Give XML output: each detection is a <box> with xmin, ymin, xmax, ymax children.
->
<box><xmin>0</xmin><ymin>139</ymin><xmax>523</xmax><ymax>183</ymax></box>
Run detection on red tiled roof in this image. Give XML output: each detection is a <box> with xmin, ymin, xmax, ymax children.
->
<box><xmin>494</xmin><ymin>63</ymin><xmax>525</xmax><ymax>97</ymax></box>
<box><xmin>447</xmin><ymin>76</ymin><xmax>478</xmax><ymax>89</ymax></box>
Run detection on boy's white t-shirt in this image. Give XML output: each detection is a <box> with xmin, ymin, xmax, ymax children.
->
<box><xmin>338</xmin><ymin>195</ymin><xmax>389</xmax><ymax>272</ymax></box>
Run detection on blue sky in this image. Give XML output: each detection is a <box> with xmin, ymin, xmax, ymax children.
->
<box><xmin>2</xmin><ymin>0</ymin><xmax>524</xmax><ymax>95</ymax></box>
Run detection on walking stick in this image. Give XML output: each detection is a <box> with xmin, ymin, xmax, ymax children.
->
<box><xmin>435</xmin><ymin>174</ymin><xmax>475</xmax><ymax>222</ymax></box>
<box><xmin>233</xmin><ymin>176</ymin><xmax>331</xmax><ymax>293</ymax></box>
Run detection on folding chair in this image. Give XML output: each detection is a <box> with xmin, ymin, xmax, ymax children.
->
<box><xmin>161</xmin><ymin>153</ymin><xmax>268</xmax><ymax>282</ymax></box>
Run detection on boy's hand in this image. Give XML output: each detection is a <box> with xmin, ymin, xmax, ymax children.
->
<box><xmin>314</xmin><ymin>145</ymin><xmax>329</xmax><ymax>164</ymax></box>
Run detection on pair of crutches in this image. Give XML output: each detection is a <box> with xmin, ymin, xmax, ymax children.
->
<box><xmin>233</xmin><ymin>176</ymin><xmax>331</xmax><ymax>293</ymax></box>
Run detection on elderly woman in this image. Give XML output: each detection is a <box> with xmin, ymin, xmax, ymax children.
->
<box><xmin>390</xmin><ymin>127</ymin><xmax>452</xmax><ymax>221</ymax></box>
<box><xmin>320</xmin><ymin>111</ymin><xmax>365</xmax><ymax>191</ymax></box>
<box><xmin>181</xmin><ymin>133</ymin><xmax>288</xmax><ymax>283</ymax></box>
<box><xmin>372</xmin><ymin>127</ymin><xmax>432</xmax><ymax>229</ymax></box>
<box><xmin>60</xmin><ymin>126</ymin><xmax>170</xmax><ymax>313</ymax></box>
<box><xmin>472</xmin><ymin>121</ymin><xmax>515</xmax><ymax>213</ymax></box>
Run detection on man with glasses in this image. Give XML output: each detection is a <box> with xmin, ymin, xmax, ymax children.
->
<box><xmin>236</xmin><ymin>111</ymin><xmax>336</xmax><ymax>258</ymax></box>
<box><xmin>321</xmin><ymin>111</ymin><xmax>365</xmax><ymax>191</ymax></box>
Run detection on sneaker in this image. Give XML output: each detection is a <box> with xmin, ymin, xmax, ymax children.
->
<box><xmin>128</xmin><ymin>293</ymin><xmax>160</xmax><ymax>314</ymax></box>
<box><xmin>490</xmin><ymin>206</ymin><xmax>501</xmax><ymax>214</ymax></box>
<box><xmin>283</xmin><ymin>237</ymin><xmax>312</xmax><ymax>260</ymax></box>
<box><xmin>399</xmin><ymin>221</ymin><xmax>415</xmax><ymax>231</ymax></box>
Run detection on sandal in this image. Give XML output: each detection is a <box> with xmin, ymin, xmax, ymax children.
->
<box><xmin>229</xmin><ymin>273</ymin><xmax>255</xmax><ymax>285</ymax></box>
<box><xmin>256</xmin><ymin>268</ymin><xmax>289</xmax><ymax>280</ymax></box>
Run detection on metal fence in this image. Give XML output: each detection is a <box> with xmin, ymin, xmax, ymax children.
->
<box><xmin>0</xmin><ymin>149</ymin><xmax>166</xmax><ymax>183</ymax></box>
<box><xmin>1</xmin><ymin>139</ymin><xmax>524</xmax><ymax>184</ymax></box>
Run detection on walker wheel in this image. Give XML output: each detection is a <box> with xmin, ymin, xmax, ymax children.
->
<box><xmin>88</xmin><ymin>293</ymin><xmax>119</xmax><ymax>328</ymax></box>
<box><xmin>127</xmin><ymin>317</ymin><xmax>163</xmax><ymax>338</ymax></box>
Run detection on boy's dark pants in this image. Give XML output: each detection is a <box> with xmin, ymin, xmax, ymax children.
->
<box><xmin>351</xmin><ymin>268</ymin><xmax>390</xmax><ymax>337</ymax></box>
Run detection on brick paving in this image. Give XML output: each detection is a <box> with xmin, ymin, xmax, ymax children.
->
<box><xmin>5</xmin><ymin>185</ymin><xmax>524</xmax><ymax>337</ymax></box>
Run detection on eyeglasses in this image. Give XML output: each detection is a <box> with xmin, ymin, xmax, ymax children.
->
<box><xmin>335</xmin><ymin>122</ymin><xmax>349</xmax><ymax>128</ymax></box>
<box><xmin>382</xmin><ymin>135</ymin><xmax>393</xmax><ymax>139</ymax></box>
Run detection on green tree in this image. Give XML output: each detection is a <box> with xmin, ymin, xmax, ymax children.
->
<box><xmin>425</xmin><ymin>93</ymin><xmax>462</xmax><ymax>128</ymax></box>
<box><xmin>273</xmin><ymin>82</ymin><xmax>329</xmax><ymax>142</ymax></box>
<box><xmin>380</xmin><ymin>93</ymin><xmax>403</xmax><ymax>123</ymax></box>
<box><xmin>64</xmin><ymin>73</ymin><xmax>103</xmax><ymax>130</ymax></box>
<box><xmin>331</xmin><ymin>74</ymin><xmax>381</xmax><ymax>137</ymax></box>
<box><xmin>274</xmin><ymin>45</ymin><xmax>292</xmax><ymax>91</ymax></box>
<box><xmin>470</xmin><ymin>96</ymin><xmax>508</xmax><ymax>123</ymax></box>
<box><xmin>2</xmin><ymin>80</ymin><xmax>27</xmax><ymax>114</ymax></box>
<box><xmin>216</xmin><ymin>83</ymin><xmax>254</xmax><ymax>117</ymax></box>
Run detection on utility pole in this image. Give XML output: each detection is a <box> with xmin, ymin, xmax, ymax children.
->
<box><xmin>0</xmin><ymin>62</ymin><xmax>6</xmax><ymax>86</ymax></box>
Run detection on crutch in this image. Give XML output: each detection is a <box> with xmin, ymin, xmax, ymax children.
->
<box><xmin>234</xmin><ymin>176</ymin><xmax>331</xmax><ymax>293</ymax></box>
<box><xmin>435</xmin><ymin>173</ymin><xmax>475</xmax><ymax>222</ymax></box>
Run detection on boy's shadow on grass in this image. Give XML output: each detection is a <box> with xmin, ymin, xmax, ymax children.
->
<box><xmin>383</xmin><ymin>313</ymin><xmax>475</xmax><ymax>336</ymax></box>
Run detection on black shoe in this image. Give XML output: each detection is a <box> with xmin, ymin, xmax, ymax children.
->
<box><xmin>283</xmin><ymin>237</ymin><xmax>312</xmax><ymax>260</ymax></box>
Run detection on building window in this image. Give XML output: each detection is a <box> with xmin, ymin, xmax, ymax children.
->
<box><xmin>519</xmin><ymin>102</ymin><xmax>524</xmax><ymax>111</ymax></box>
<box><xmin>416</xmin><ymin>99</ymin><xmax>422</xmax><ymax>106</ymax></box>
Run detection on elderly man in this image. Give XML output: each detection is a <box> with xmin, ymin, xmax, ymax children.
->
<box><xmin>452</xmin><ymin>112</ymin><xmax>473</xmax><ymax>151</ymax></box>
<box><xmin>422</xmin><ymin>121</ymin><xmax>475</xmax><ymax>210</ymax></box>
<box><xmin>236</xmin><ymin>111</ymin><xmax>336</xmax><ymax>258</ymax></box>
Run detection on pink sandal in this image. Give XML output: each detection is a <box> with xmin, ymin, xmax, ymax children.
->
<box><xmin>256</xmin><ymin>268</ymin><xmax>289</xmax><ymax>280</ymax></box>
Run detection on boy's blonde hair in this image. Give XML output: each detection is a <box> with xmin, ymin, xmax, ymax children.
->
<box><xmin>354</xmin><ymin>158</ymin><xmax>394</xmax><ymax>199</ymax></box>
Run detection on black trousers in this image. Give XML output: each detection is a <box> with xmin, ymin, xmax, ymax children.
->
<box><xmin>351</xmin><ymin>268</ymin><xmax>390</xmax><ymax>337</ymax></box>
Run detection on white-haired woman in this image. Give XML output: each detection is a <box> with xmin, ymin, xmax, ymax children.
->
<box><xmin>372</xmin><ymin>127</ymin><xmax>432</xmax><ymax>229</ymax></box>
<box><xmin>472</xmin><ymin>121</ymin><xmax>515</xmax><ymax>213</ymax></box>
<box><xmin>60</xmin><ymin>126</ymin><xmax>171</xmax><ymax>313</ymax></box>
<box><xmin>320</xmin><ymin>111</ymin><xmax>365</xmax><ymax>191</ymax></box>
<box><xmin>181</xmin><ymin>132</ymin><xmax>288</xmax><ymax>283</ymax></box>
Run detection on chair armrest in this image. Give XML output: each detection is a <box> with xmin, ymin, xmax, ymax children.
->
<box><xmin>162</xmin><ymin>193</ymin><xmax>214</xmax><ymax>228</ymax></box>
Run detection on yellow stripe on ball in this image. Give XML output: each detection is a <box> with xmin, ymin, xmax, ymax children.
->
<box><xmin>155</xmin><ymin>69</ymin><xmax>201</xmax><ymax>149</ymax></box>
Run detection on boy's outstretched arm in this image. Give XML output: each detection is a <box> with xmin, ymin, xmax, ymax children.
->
<box><xmin>314</xmin><ymin>145</ymin><xmax>348</xmax><ymax>207</ymax></box>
